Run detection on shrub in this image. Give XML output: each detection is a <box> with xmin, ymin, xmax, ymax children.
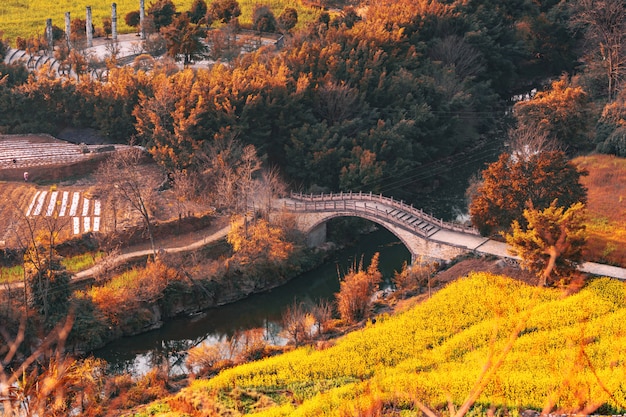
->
<box><xmin>336</xmin><ymin>253</ymin><xmax>382</xmax><ymax>324</ymax></box>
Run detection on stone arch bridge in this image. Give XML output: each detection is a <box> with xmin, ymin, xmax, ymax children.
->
<box><xmin>279</xmin><ymin>191</ymin><xmax>507</xmax><ymax>264</ymax></box>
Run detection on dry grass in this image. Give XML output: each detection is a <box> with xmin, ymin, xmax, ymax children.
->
<box><xmin>574</xmin><ymin>154</ymin><xmax>626</xmax><ymax>266</ymax></box>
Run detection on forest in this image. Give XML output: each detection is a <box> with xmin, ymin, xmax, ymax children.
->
<box><xmin>2</xmin><ymin>0</ymin><xmax>626</xmax><ymax>415</ymax></box>
<box><xmin>0</xmin><ymin>0</ymin><xmax>623</xmax><ymax>205</ymax></box>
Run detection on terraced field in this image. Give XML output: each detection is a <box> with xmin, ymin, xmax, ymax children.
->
<box><xmin>0</xmin><ymin>183</ymin><xmax>103</xmax><ymax>247</ymax></box>
<box><xmin>0</xmin><ymin>134</ymin><xmax>122</xmax><ymax>170</ymax></box>
<box><xmin>0</xmin><ymin>135</ymin><xmax>112</xmax><ymax>248</ymax></box>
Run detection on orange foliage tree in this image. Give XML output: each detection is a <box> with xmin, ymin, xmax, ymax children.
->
<box><xmin>469</xmin><ymin>150</ymin><xmax>587</xmax><ymax>236</ymax></box>
<box><xmin>336</xmin><ymin>252</ymin><xmax>382</xmax><ymax>324</ymax></box>
<box><xmin>514</xmin><ymin>76</ymin><xmax>593</xmax><ymax>150</ymax></box>
<box><xmin>505</xmin><ymin>200</ymin><xmax>587</xmax><ymax>286</ymax></box>
<box><xmin>227</xmin><ymin>217</ymin><xmax>294</xmax><ymax>266</ymax></box>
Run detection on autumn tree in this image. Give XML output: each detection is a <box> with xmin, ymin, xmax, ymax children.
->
<box><xmin>102</xmin><ymin>17</ymin><xmax>112</xmax><ymax>39</ymax></box>
<box><xmin>227</xmin><ymin>217</ymin><xmax>294</xmax><ymax>273</ymax></box>
<box><xmin>393</xmin><ymin>258</ymin><xmax>437</xmax><ymax>297</ymax></box>
<box><xmin>148</xmin><ymin>0</ymin><xmax>177</xmax><ymax>31</ymax></box>
<box><xmin>570</xmin><ymin>0</ymin><xmax>626</xmax><ymax>100</ymax></box>
<box><xmin>513</xmin><ymin>76</ymin><xmax>593</xmax><ymax>151</ymax></box>
<box><xmin>469</xmin><ymin>151</ymin><xmax>588</xmax><ymax>236</ymax></box>
<box><xmin>96</xmin><ymin>148</ymin><xmax>163</xmax><ymax>256</ymax></box>
<box><xmin>505</xmin><ymin>200</ymin><xmax>587</xmax><ymax>286</ymax></box>
<box><xmin>206</xmin><ymin>24</ymin><xmax>241</xmax><ymax>61</ymax></box>
<box><xmin>188</xmin><ymin>0</ymin><xmax>208</xmax><ymax>24</ymax></box>
<box><xmin>162</xmin><ymin>14</ymin><xmax>206</xmax><ymax>66</ymax></box>
<box><xmin>252</xmin><ymin>5</ymin><xmax>277</xmax><ymax>34</ymax></box>
<box><xmin>125</xmin><ymin>10</ymin><xmax>141</xmax><ymax>34</ymax></box>
<box><xmin>69</xmin><ymin>18</ymin><xmax>94</xmax><ymax>50</ymax></box>
<box><xmin>208</xmin><ymin>0</ymin><xmax>241</xmax><ymax>24</ymax></box>
<box><xmin>133</xmin><ymin>70</ymin><xmax>202</xmax><ymax>170</ymax></box>
<box><xmin>336</xmin><ymin>252</ymin><xmax>382</xmax><ymax>324</ymax></box>
<box><xmin>277</xmin><ymin>7</ymin><xmax>297</xmax><ymax>33</ymax></box>
<box><xmin>332</xmin><ymin>7</ymin><xmax>361</xmax><ymax>29</ymax></box>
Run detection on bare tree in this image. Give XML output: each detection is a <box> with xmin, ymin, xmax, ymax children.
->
<box><xmin>170</xmin><ymin>168</ymin><xmax>204</xmax><ymax>219</ymax></box>
<box><xmin>257</xmin><ymin>166</ymin><xmax>287</xmax><ymax>221</ymax></box>
<box><xmin>12</xmin><ymin>213</ymin><xmax>71</xmax><ymax>324</ymax></box>
<box><xmin>237</xmin><ymin>144</ymin><xmax>262</xmax><ymax>216</ymax></box>
<box><xmin>314</xmin><ymin>80</ymin><xmax>360</xmax><ymax>126</ymax></box>
<box><xmin>311</xmin><ymin>299</ymin><xmax>333</xmax><ymax>336</ymax></box>
<box><xmin>199</xmin><ymin>133</ymin><xmax>261</xmax><ymax>217</ymax></box>
<box><xmin>282</xmin><ymin>299</ymin><xmax>309</xmax><ymax>346</ymax></box>
<box><xmin>96</xmin><ymin>148</ymin><xmax>163</xmax><ymax>256</ymax></box>
<box><xmin>429</xmin><ymin>35</ymin><xmax>485</xmax><ymax>80</ymax></box>
<box><xmin>570</xmin><ymin>0</ymin><xmax>626</xmax><ymax>100</ymax></box>
<box><xmin>506</xmin><ymin>121</ymin><xmax>559</xmax><ymax>161</ymax></box>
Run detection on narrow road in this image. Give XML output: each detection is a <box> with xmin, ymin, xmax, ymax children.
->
<box><xmin>74</xmin><ymin>223</ymin><xmax>232</xmax><ymax>281</ymax></box>
<box><xmin>1</xmin><ymin>221</ymin><xmax>232</xmax><ymax>291</ymax></box>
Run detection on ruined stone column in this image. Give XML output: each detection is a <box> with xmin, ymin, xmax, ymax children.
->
<box><xmin>46</xmin><ymin>18</ymin><xmax>54</xmax><ymax>56</ymax></box>
<box><xmin>86</xmin><ymin>6</ymin><xmax>93</xmax><ymax>47</ymax></box>
<box><xmin>65</xmin><ymin>12</ymin><xmax>71</xmax><ymax>46</ymax></box>
<box><xmin>139</xmin><ymin>0</ymin><xmax>146</xmax><ymax>40</ymax></box>
<box><xmin>111</xmin><ymin>3</ymin><xmax>118</xmax><ymax>41</ymax></box>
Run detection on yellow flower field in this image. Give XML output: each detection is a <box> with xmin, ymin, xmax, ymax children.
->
<box><xmin>132</xmin><ymin>273</ymin><xmax>626</xmax><ymax>416</ymax></box>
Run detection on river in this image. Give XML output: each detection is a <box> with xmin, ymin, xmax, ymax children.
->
<box><xmin>94</xmin><ymin>142</ymin><xmax>500</xmax><ymax>375</ymax></box>
<box><xmin>95</xmin><ymin>226</ymin><xmax>411</xmax><ymax>376</ymax></box>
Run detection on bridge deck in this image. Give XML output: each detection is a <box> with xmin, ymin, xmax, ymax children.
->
<box><xmin>285</xmin><ymin>191</ymin><xmax>479</xmax><ymax>238</ymax></box>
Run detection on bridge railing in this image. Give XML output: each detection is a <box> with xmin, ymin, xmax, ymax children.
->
<box><xmin>288</xmin><ymin>191</ymin><xmax>480</xmax><ymax>236</ymax></box>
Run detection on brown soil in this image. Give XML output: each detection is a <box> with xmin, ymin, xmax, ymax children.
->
<box><xmin>435</xmin><ymin>257</ymin><xmax>537</xmax><ymax>285</ymax></box>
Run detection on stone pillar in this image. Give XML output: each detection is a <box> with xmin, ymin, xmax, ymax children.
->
<box><xmin>139</xmin><ymin>0</ymin><xmax>146</xmax><ymax>40</ymax></box>
<box><xmin>111</xmin><ymin>3</ymin><xmax>118</xmax><ymax>41</ymax></box>
<box><xmin>86</xmin><ymin>6</ymin><xmax>93</xmax><ymax>47</ymax></box>
<box><xmin>65</xmin><ymin>12</ymin><xmax>71</xmax><ymax>46</ymax></box>
<box><xmin>45</xmin><ymin>19</ymin><xmax>54</xmax><ymax>56</ymax></box>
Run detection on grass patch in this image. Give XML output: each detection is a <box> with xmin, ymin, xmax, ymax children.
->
<box><xmin>60</xmin><ymin>251</ymin><xmax>105</xmax><ymax>273</ymax></box>
<box><xmin>574</xmin><ymin>154</ymin><xmax>626</xmax><ymax>266</ymax></box>
<box><xmin>0</xmin><ymin>264</ymin><xmax>24</xmax><ymax>284</ymax></box>
<box><xmin>0</xmin><ymin>251</ymin><xmax>105</xmax><ymax>284</ymax></box>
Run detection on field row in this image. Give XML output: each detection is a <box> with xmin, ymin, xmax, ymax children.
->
<box><xmin>26</xmin><ymin>190</ymin><xmax>102</xmax><ymax>234</ymax></box>
<box><xmin>0</xmin><ymin>138</ymin><xmax>100</xmax><ymax>169</ymax></box>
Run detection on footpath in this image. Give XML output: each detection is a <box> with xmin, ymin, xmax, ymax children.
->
<box><xmin>428</xmin><ymin>228</ymin><xmax>626</xmax><ymax>280</ymax></box>
<box><xmin>73</xmin><ymin>222</ymin><xmax>232</xmax><ymax>281</ymax></box>
<box><xmin>1</xmin><ymin>221</ymin><xmax>232</xmax><ymax>291</ymax></box>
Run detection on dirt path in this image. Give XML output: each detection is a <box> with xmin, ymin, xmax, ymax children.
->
<box><xmin>75</xmin><ymin>215</ymin><xmax>231</xmax><ymax>281</ymax></box>
<box><xmin>2</xmin><ymin>216</ymin><xmax>231</xmax><ymax>291</ymax></box>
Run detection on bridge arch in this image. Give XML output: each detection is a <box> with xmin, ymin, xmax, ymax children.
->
<box><xmin>303</xmin><ymin>212</ymin><xmax>419</xmax><ymax>262</ymax></box>
<box><xmin>281</xmin><ymin>192</ymin><xmax>478</xmax><ymax>263</ymax></box>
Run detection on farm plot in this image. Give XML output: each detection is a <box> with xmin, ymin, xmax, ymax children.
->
<box><xmin>25</xmin><ymin>189</ymin><xmax>102</xmax><ymax>235</ymax></box>
<box><xmin>0</xmin><ymin>136</ymin><xmax>93</xmax><ymax>169</ymax></box>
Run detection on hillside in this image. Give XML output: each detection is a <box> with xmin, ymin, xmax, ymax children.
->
<box><xmin>576</xmin><ymin>154</ymin><xmax>626</xmax><ymax>266</ymax></box>
<box><xmin>130</xmin><ymin>273</ymin><xmax>626</xmax><ymax>415</ymax></box>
